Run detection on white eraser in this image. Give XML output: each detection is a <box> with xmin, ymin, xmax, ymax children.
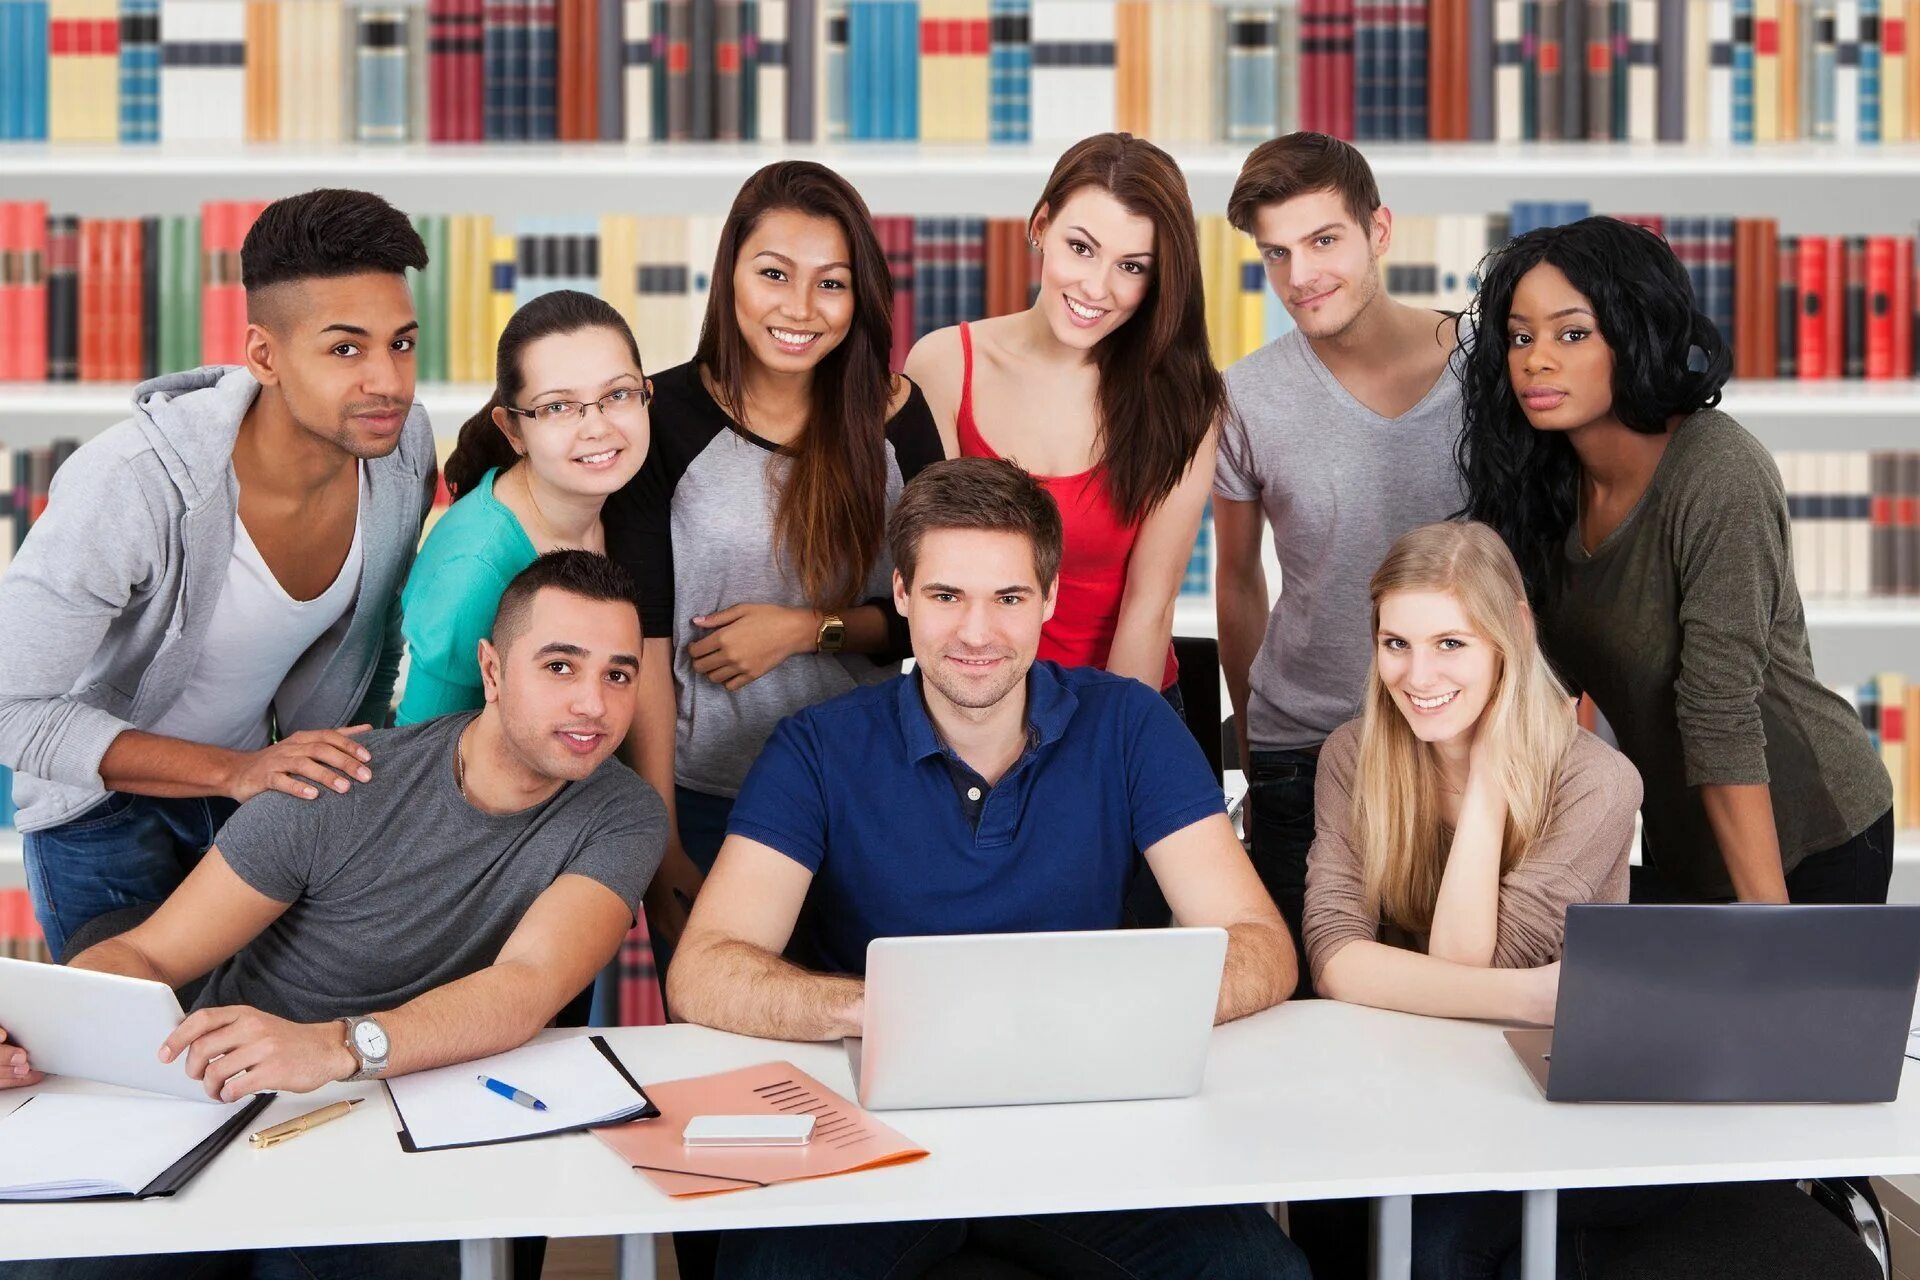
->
<box><xmin>682</xmin><ymin>1114</ymin><xmax>816</xmax><ymax>1146</ymax></box>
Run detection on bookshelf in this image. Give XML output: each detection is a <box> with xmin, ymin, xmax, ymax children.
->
<box><xmin>12</xmin><ymin>142</ymin><xmax>1920</xmax><ymax>227</ymax></box>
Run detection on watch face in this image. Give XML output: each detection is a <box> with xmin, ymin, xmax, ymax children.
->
<box><xmin>353</xmin><ymin>1021</ymin><xmax>389</xmax><ymax>1060</ymax></box>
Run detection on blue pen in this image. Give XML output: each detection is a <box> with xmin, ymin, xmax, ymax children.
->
<box><xmin>476</xmin><ymin>1074</ymin><xmax>548</xmax><ymax>1112</ymax></box>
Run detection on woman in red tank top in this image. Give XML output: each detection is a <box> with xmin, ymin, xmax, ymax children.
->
<box><xmin>905</xmin><ymin>133</ymin><xmax>1224</xmax><ymax>703</ymax></box>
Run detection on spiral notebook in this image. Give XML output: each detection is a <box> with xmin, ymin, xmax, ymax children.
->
<box><xmin>0</xmin><ymin>1092</ymin><xmax>269</xmax><ymax>1201</ymax></box>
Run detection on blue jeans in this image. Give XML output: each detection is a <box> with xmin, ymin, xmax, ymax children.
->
<box><xmin>713</xmin><ymin>1204</ymin><xmax>1308</xmax><ymax>1280</ymax></box>
<box><xmin>22</xmin><ymin>793</ymin><xmax>238</xmax><ymax>962</ymax></box>
<box><xmin>0</xmin><ymin>1242</ymin><xmax>458</xmax><ymax>1280</ymax></box>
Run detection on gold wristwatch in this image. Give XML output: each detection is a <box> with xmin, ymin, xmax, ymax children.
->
<box><xmin>815</xmin><ymin>612</ymin><xmax>846</xmax><ymax>653</ymax></box>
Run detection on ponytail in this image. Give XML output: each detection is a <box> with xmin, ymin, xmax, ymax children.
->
<box><xmin>441</xmin><ymin>289</ymin><xmax>647</xmax><ymax>504</ymax></box>
<box><xmin>444</xmin><ymin>396</ymin><xmax>520</xmax><ymax>502</ymax></box>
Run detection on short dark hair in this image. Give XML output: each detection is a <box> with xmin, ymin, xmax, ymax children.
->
<box><xmin>1227</xmin><ymin>132</ymin><xmax>1382</xmax><ymax>234</ymax></box>
<box><xmin>887</xmin><ymin>458</ymin><xmax>1064</xmax><ymax>590</ymax></box>
<box><xmin>241</xmin><ymin>188</ymin><xmax>428</xmax><ymax>296</ymax></box>
<box><xmin>490</xmin><ymin>551</ymin><xmax>640</xmax><ymax>655</ymax></box>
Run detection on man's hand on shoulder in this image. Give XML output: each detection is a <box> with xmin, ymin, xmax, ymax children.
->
<box><xmin>162</xmin><ymin>1006</ymin><xmax>357</xmax><ymax>1102</ymax></box>
<box><xmin>0</xmin><ymin>1025</ymin><xmax>43</xmax><ymax>1089</ymax></box>
<box><xmin>223</xmin><ymin>726</ymin><xmax>375</xmax><ymax>803</ymax></box>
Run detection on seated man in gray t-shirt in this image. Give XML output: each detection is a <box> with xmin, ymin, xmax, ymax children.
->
<box><xmin>0</xmin><ymin>551</ymin><xmax>666</xmax><ymax>1280</ymax></box>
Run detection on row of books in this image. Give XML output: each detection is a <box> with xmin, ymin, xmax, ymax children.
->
<box><xmin>1851</xmin><ymin>673</ymin><xmax>1920</xmax><ymax>828</ymax></box>
<box><xmin>1780</xmin><ymin>451</ymin><xmax>1920</xmax><ymax>601</ymax></box>
<box><xmin>14</xmin><ymin>1</ymin><xmax>1920</xmax><ymax>146</ymax></box>
<box><xmin>32</xmin><ymin>198</ymin><xmax>1920</xmax><ymax>390</ymax></box>
<box><xmin>0</xmin><ymin>200</ymin><xmax>1290</xmax><ymax>383</ymax></box>
<box><xmin>0</xmin><ymin>442</ymin><xmax>79</xmax><ymax>570</ymax></box>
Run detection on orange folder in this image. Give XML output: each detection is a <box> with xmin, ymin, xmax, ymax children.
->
<box><xmin>592</xmin><ymin>1061</ymin><xmax>928</xmax><ymax>1198</ymax></box>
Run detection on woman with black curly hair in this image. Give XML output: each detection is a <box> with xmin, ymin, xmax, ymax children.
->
<box><xmin>1456</xmin><ymin>215</ymin><xmax>1891</xmax><ymax>906</ymax></box>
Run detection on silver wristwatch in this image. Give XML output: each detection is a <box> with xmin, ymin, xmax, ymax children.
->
<box><xmin>339</xmin><ymin>1015</ymin><xmax>391</xmax><ymax>1083</ymax></box>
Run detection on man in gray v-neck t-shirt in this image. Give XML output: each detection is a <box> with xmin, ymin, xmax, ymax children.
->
<box><xmin>1212</xmin><ymin>136</ymin><xmax>1468</xmax><ymax>1012</ymax></box>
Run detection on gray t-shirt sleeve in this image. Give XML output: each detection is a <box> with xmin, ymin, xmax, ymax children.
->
<box><xmin>1212</xmin><ymin>387</ymin><xmax>1264</xmax><ymax>503</ymax></box>
<box><xmin>212</xmin><ymin>788</ymin><xmax>343</xmax><ymax>904</ymax></box>
<box><xmin>560</xmin><ymin>774</ymin><xmax>669</xmax><ymax>918</ymax></box>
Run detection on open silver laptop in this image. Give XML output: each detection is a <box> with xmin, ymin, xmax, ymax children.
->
<box><xmin>851</xmin><ymin>927</ymin><xmax>1228</xmax><ymax>1111</ymax></box>
<box><xmin>1507</xmin><ymin>904</ymin><xmax>1920</xmax><ymax>1103</ymax></box>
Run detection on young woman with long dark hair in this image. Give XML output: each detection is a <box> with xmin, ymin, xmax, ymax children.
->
<box><xmin>1456</xmin><ymin>216</ymin><xmax>1892</xmax><ymax>906</ymax></box>
<box><xmin>603</xmin><ymin>161</ymin><xmax>943</xmax><ymax>919</ymax></box>
<box><xmin>905</xmin><ymin>132</ymin><xmax>1221</xmax><ymax>708</ymax></box>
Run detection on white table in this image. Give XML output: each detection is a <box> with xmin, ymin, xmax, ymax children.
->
<box><xmin>5</xmin><ymin>1001</ymin><xmax>1917</xmax><ymax>1280</ymax></box>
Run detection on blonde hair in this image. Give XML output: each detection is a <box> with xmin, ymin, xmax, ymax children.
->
<box><xmin>1352</xmin><ymin>521</ymin><xmax>1577</xmax><ymax>934</ymax></box>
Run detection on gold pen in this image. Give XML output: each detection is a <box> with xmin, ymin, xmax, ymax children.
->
<box><xmin>249</xmin><ymin>1097</ymin><xmax>364</xmax><ymax>1149</ymax></box>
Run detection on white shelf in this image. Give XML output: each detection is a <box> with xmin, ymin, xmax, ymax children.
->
<box><xmin>10</xmin><ymin>141</ymin><xmax>1920</xmax><ymax>223</ymax></box>
<box><xmin>8</xmin><ymin>380</ymin><xmax>1920</xmax><ymax>432</ymax></box>
<box><xmin>12</xmin><ymin>140</ymin><xmax>1920</xmax><ymax>179</ymax></box>
<box><xmin>1803</xmin><ymin>601</ymin><xmax>1920</xmax><ymax>627</ymax></box>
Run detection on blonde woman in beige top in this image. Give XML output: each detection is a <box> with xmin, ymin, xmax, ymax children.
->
<box><xmin>1303</xmin><ymin>520</ymin><xmax>1640</xmax><ymax>1026</ymax></box>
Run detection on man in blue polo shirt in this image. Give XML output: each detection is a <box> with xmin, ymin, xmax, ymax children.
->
<box><xmin>668</xmin><ymin>457</ymin><xmax>1305</xmax><ymax>1280</ymax></box>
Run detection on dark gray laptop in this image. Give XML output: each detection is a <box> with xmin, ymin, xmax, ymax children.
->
<box><xmin>1506</xmin><ymin>904</ymin><xmax>1920</xmax><ymax>1103</ymax></box>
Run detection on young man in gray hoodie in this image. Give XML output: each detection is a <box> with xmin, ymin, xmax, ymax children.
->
<box><xmin>0</xmin><ymin>188</ymin><xmax>438</xmax><ymax>961</ymax></box>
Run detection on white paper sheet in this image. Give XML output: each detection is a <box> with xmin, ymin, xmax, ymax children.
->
<box><xmin>384</xmin><ymin>1036</ymin><xmax>651</xmax><ymax>1152</ymax></box>
<box><xmin>0</xmin><ymin>1093</ymin><xmax>253</xmax><ymax>1200</ymax></box>
<box><xmin>1907</xmin><ymin>1026</ymin><xmax>1920</xmax><ymax>1062</ymax></box>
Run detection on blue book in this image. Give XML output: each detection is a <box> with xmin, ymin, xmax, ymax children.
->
<box><xmin>847</xmin><ymin>0</ymin><xmax>870</xmax><ymax>138</ymax></box>
<box><xmin>528</xmin><ymin>0</ymin><xmax>557</xmax><ymax>140</ymax></box>
<box><xmin>988</xmin><ymin>0</ymin><xmax>1029</xmax><ymax>143</ymax></box>
<box><xmin>960</xmin><ymin>217</ymin><xmax>985</xmax><ymax>326</ymax></box>
<box><xmin>484</xmin><ymin>1</ymin><xmax>517</xmax><ymax>139</ymax></box>
<box><xmin>894</xmin><ymin>0</ymin><xmax>918</xmax><ymax>140</ymax></box>
<box><xmin>1400</xmin><ymin>2</ymin><xmax>1428</xmax><ymax>139</ymax></box>
<box><xmin>1706</xmin><ymin>217</ymin><xmax>1735</xmax><ymax>349</ymax></box>
<box><xmin>3</xmin><ymin>2</ymin><xmax>52</xmax><ymax>141</ymax></box>
<box><xmin>0</xmin><ymin>765</ymin><xmax>15</xmax><ymax>829</ymax></box>
<box><xmin>1861</xmin><ymin>0</ymin><xmax>1883</xmax><ymax>141</ymax></box>
<box><xmin>1732</xmin><ymin>0</ymin><xmax>1755</xmax><ymax>142</ymax></box>
<box><xmin>119</xmin><ymin>0</ymin><xmax>160</xmax><ymax>143</ymax></box>
<box><xmin>1378</xmin><ymin>4</ymin><xmax>1400</xmax><ymax>137</ymax></box>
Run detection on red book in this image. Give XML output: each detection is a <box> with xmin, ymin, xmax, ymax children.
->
<box><xmin>15</xmin><ymin>203</ymin><xmax>47</xmax><ymax>382</ymax></box>
<box><xmin>1300</xmin><ymin>0</ymin><xmax>1323</xmax><ymax>134</ymax></box>
<box><xmin>117</xmin><ymin>220</ymin><xmax>143</xmax><ymax>382</ymax></box>
<box><xmin>0</xmin><ymin>204</ymin><xmax>17</xmax><ymax>382</ymax></box>
<box><xmin>1732</xmin><ymin>220</ymin><xmax>1756</xmax><ymax>378</ymax></box>
<box><xmin>558</xmin><ymin>0</ymin><xmax>596</xmax><ymax>139</ymax></box>
<box><xmin>1827</xmin><ymin>235</ymin><xmax>1846</xmax><ymax>381</ymax></box>
<box><xmin>1755</xmin><ymin>218</ymin><xmax>1779</xmax><ymax>381</ymax></box>
<box><xmin>202</xmin><ymin>202</ymin><xmax>268</xmax><ymax>366</ymax></box>
<box><xmin>430</xmin><ymin>0</ymin><xmax>486</xmax><ymax>142</ymax></box>
<box><xmin>428</xmin><ymin>0</ymin><xmax>451</xmax><ymax>140</ymax></box>
<box><xmin>78</xmin><ymin>220</ymin><xmax>107</xmax><ymax>383</ymax></box>
<box><xmin>1896</xmin><ymin>238</ymin><xmax>1914</xmax><ymax>380</ymax></box>
<box><xmin>1797</xmin><ymin>235</ymin><xmax>1829</xmax><ymax>380</ymax></box>
<box><xmin>1868</xmin><ymin>237</ymin><xmax>1896</xmax><ymax>380</ymax></box>
<box><xmin>881</xmin><ymin>216</ymin><xmax>915</xmax><ymax>373</ymax></box>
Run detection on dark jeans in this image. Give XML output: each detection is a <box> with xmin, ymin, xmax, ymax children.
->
<box><xmin>713</xmin><ymin>1204</ymin><xmax>1307</xmax><ymax>1280</ymax></box>
<box><xmin>0</xmin><ymin>1242</ymin><xmax>458</xmax><ymax>1280</ymax></box>
<box><xmin>1244</xmin><ymin>746</ymin><xmax>1319</xmax><ymax>1002</ymax></box>
<box><xmin>1410</xmin><ymin>1181</ymin><xmax>1881</xmax><ymax>1280</ymax></box>
<box><xmin>1631</xmin><ymin>808</ymin><xmax>1895</xmax><ymax>905</ymax></box>
<box><xmin>674</xmin><ymin>785</ymin><xmax>736</xmax><ymax>877</ymax></box>
<box><xmin>22</xmin><ymin>792</ymin><xmax>238</xmax><ymax>962</ymax></box>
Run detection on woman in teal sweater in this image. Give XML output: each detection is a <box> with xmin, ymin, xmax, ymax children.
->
<box><xmin>398</xmin><ymin>290</ymin><xmax>651</xmax><ymax>723</ymax></box>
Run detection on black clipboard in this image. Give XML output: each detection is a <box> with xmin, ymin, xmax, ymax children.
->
<box><xmin>388</xmin><ymin>1035</ymin><xmax>659</xmax><ymax>1153</ymax></box>
<box><xmin>0</xmin><ymin>1092</ymin><xmax>272</xmax><ymax>1202</ymax></box>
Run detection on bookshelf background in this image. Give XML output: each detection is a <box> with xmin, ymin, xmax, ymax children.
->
<box><xmin>5</xmin><ymin>141</ymin><xmax>1920</xmax><ymax>904</ymax></box>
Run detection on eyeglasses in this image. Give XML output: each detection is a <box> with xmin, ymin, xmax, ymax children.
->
<box><xmin>503</xmin><ymin>384</ymin><xmax>652</xmax><ymax>426</ymax></box>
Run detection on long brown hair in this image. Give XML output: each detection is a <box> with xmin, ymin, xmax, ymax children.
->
<box><xmin>696</xmin><ymin>161</ymin><xmax>895</xmax><ymax>611</ymax></box>
<box><xmin>1353</xmin><ymin>522</ymin><xmax>1578</xmax><ymax>934</ymax></box>
<box><xmin>444</xmin><ymin>290</ymin><xmax>645</xmax><ymax>501</ymax></box>
<box><xmin>1033</xmin><ymin>133</ymin><xmax>1224</xmax><ymax>524</ymax></box>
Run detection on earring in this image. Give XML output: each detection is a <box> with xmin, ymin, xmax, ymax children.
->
<box><xmin>1028</xmin><ymin>237</ymin><xmax>1039</xmax><ymax>250</ymax></box>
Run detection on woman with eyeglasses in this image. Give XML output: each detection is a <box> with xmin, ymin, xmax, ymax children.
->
<box><xmin>602</xmin><ymin>161</ymin><xmax>943</xmax><ymax>935</ymax></box>
<box><xmin>397</xmin><ymin>289</ymin><xmax>652</xmax><ymax>726</ymax></box>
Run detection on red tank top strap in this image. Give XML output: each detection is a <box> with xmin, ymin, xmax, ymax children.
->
<box><xmin>955</xmin><ymin>322</ymin><xmax>995</xmax><ymax>459</ymax></box>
